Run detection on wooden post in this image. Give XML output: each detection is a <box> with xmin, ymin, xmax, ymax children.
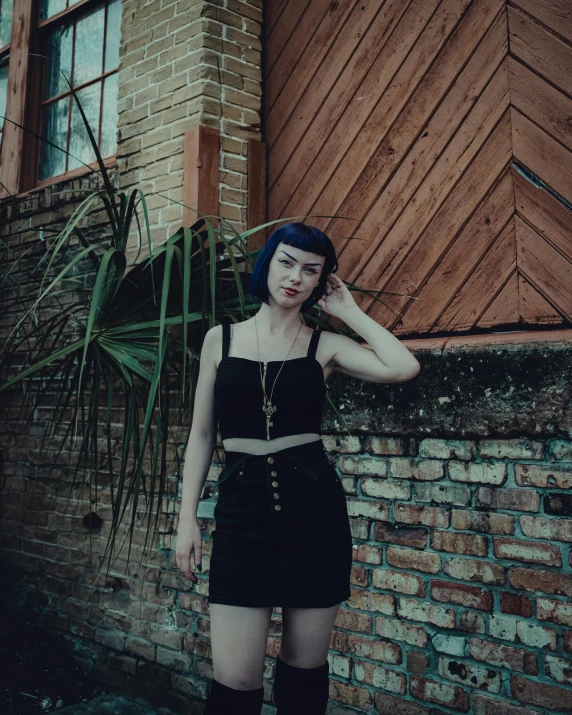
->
<box><xmin>183</xmin><ymin>125</ymin><xmax>220</xmax><ymax>229</ymax></box>
<box><xmin>0</xmin><ymin>0</ymin><xmax>34</xmax><ymax>198</ymax></box>
<box><xmin>247</xmin><ymin>137</ymin><xmax>267</xmax><ymax>252</ymax></box>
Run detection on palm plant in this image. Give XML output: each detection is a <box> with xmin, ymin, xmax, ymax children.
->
<box><xmin>0</xmin><ymin>69</ymin><xmax>401</xmax><ymax>576</ymax></box>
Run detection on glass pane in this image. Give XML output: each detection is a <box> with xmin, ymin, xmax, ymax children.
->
<box><xmin>0</xmin><ymin>55</ymin><xmax>8</xmax><ymax>123</ymax></box>
<box><xmin>68</xmin><ymin>81</ymin><xmax>101</xmax><ymax>171</ymax></box>
<box><xmin>73</xmin><ymin>4</ymin><xmax>104</xmax><ymax>86</ymax></box>
<box><xmin>44</xmin><ymin>22</ymin><xmax>73</xmax><ymax>99</ymax></box>
<box><xmin>38</xmin><ymin>95</ymin><xmax>69</xmax><ymax>181</ymax></box>
<box><xmin>41</xmin><ymin>0</ymin><xmax>67</xmax><ymax>22</ymax></box>
<box><xmin>100</xmin><ymin>71</ymin><xmax>117</xmax><ymax>157</ymax></box>
<box><xmin>104</xmin><ymin>0</ymin><xmax>122</xmax><ymax>72</ymax></box>
<box><xmin>0</xmin><ymin>0</ymin><xmax>14</xmax><ymax>48</ymax></box>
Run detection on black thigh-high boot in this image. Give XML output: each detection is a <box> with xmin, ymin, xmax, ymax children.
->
<box><xmin>273</xmin><ymin>653</ymin><xmax>330</xmax><ymax>715</ymax></box>
<box><xmin>203</xmin><ymin>677</ymin><xmax>264</xmax><ymax>715</ymax></box>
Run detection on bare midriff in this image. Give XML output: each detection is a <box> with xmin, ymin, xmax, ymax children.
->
<box><xmin>222</xmin><ymin>433</ymin><xmax>321</xmax><ymax>455</ymax></box>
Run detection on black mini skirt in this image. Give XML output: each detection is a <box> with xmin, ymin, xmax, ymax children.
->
<box><xmin>208</xmin><ymin>439</ymin><xmax>353</xmax><ymax>608</ymax></box>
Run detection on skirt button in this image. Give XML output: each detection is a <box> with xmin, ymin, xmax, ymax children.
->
<box><xmin>271</xmin><ymin>470</ymin><xmax>277</xmax><ymax>476</ymax></box>
<box><xmin>274</xmin><ymin>504</ymin><xmax>281</xmax><ymax>511</ymax></box>
<box><xmin>273</xmin><ymin>493</ymin><xmax>280</xmax><ymax>499</ymax></box>
<box><xmin>267</xmin><ymin>457</ymin><xmax>274</xmax><ymax>464</ymax></box>
<box><xmin>272</xmin><ymin>481</ymin><xmax>278</xmax><ymax>487</ymax></box>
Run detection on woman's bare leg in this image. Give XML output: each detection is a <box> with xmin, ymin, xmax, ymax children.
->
<box><xmin>279</xmin><ymin>604</ymin><xmax>341</xmax><ymax>667</ymax></box>
<box><xmin>209</xmin><ymin>604</ymin><xmax>273</xmax><ymax>690</ymax></box>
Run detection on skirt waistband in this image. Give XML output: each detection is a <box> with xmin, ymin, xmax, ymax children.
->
<box><xmin>223</xmin><ymin>438</ymin><xmax>331</xmax><ymax>480</ymax></box>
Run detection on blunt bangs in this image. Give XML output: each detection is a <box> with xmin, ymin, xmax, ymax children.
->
<box><xmin>249</xmin><ymin>223</ymin><xmax>339</xmax><ymax>313</ymax></box>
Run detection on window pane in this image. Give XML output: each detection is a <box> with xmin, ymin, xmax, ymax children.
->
<box><xmin>105</xmin><ymin>0</ymin><xmax>122</xmax><ymax>72</ymax></box>
<box><xmin>100</xmin><ymin>72</ymin><xmax>117</xmax><ymax>157</ymax></box>
<box><xmin>43</xmin><ymin>22</ymin><xmax>73</xmax><ymax>99</ymax></box>
<box><xmin>0</xmin><ymin>55</ymin><xmax>8</xmax><ymax>120</ymax></box>
<box><xmin>68</xmin><ymin>81</ymin><xmax>101</xmax><ymax>171</ymax></box>
<box><xmin>38</xmin><ymin>95</ymin><xmax>69</xmax><ymax>181</ymax></box>
<box><xmin>0</xmin><ymin>0</ymin><xmax>14</xmax><ymax>48</ymax></box>
<box><xmin>73</xmin><ymin>4</ymin><xmax>105</xmax><ymax>86</ymax></box>
<box><xmin>0</xmin><ymin>54</ymin><xmax>7</xmax><ymax>154</ymax></box>
<box><xmin>41</xmin><ymin>0</ymin><xmax>66</xmax><ymax>22</ymax></box>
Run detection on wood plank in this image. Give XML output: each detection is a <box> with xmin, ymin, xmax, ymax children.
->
<box><xmin>402</xmin><ymin>327</ymin><xmax>572</xmax><ymax>351</ymax></box>
<box><xmin>435</xmin><ymin>220</ymin><xmax>517</xmax><ymax>332</ymax></box>
<box><xmin>516</xmin><ymin>214</ymin><xmax>572</xmax><ymax>319</ymax></box>
<box><xmin>392</xmin><ymin>171</ymin><xmax>514</xmax><ymax>334</ymax></box>
<box><xmin>508</xmin><ymin>56</ymin><xmax>572</xmax><ymax>154</ymax></box>
<box><xmin>348</xmin><ymin>69</ymin><xmax>511</xmax><ymax>318</ymax></box>
<box><xmin>183</xmin><ymin>125</ymin><xmax>220</xmax><ymax>229</ymax></box>
<box><xmin>247</xmin><ymin>137</ymin><xmax>267</xmax><ymax>252</ymax></box>
<box><xmin>263</xmin><ymin>0</ymin><xmax>290</xmax><ymax>42</ymax></box>
<box><xmin>513</xmin><ymin>168</ymin><xmax>572</xmax><ymax>264</ymax></box>
<box><xmin>271</xmin><ymin>0</ymin><xmax>477</xmax><ymax>221</ymax></box>
<box><xmin>335</xmin><ymin>17</ymin><xmax>509</xmax><ymax>293</ymax></box>
<box><xmin>368</xmin><ymin>110</ymin><xmax>513</xmax><ymax>329</ymax></box>
<box><xmin>0</xmin><ymin>0</ymin><xmax>34</xmax><ymax>198</ymax></box>
<box><xmin>511</xmin><ymin>107</ymin><xmax>572</xmax><ymax>205</ymax></box>
<box><xmin>518</xmin><ymin>273</ymin><xmax>564</xmax><ymax>324</ymax></box>
<box><xmin>477</xmin><ymin>270</ymin><xmax>520</xmax><ymax>328</ymax></box>
<box><xmin>263</xmin><ymin>0</ymin><xmax>312</xmax><ymax>76</ymax></box>
<box><xmin>266</xmin><ymin>0</ymin><xmax>396</xmax><ymax>156</ymax></box>
<box><xmin>265</xmin><ymin>0</ymin><xmax>350</xmax><ymax>113</ymax></box>
<box><xmin>508</xmin><ymin>4</ymin><xmax>572</xmax><ymax>96</ymax></box>
<box><xmin>510</xmin><ymin>0</ymin><xmax>572</xmax><ymax>46</ymax></box>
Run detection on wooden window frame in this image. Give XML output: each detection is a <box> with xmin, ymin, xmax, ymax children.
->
<box><xmin>0</xmin><ymin>0</ymin><xmax>118</xmax><ymax>201</ymax></box>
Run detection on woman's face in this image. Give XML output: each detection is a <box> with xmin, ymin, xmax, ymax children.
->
<box><xmin>267</xmin><ymin>242</ymin><xmax>325</xmax><ymax>307</ymax></box>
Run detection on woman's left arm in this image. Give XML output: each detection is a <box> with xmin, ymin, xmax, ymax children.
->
<box><xmin>317</xmin><ymin>274</ymin><xmax>420</xmax><ymax>384</ymax></box>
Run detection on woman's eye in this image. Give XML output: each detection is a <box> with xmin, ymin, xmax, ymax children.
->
<box><xmin>279</xmin><ymin>259</ymin><xmax>316</xmax><ymax>274</ymax></box>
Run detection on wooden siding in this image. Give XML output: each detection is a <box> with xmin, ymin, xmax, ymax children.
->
<box><xmin>262</xmin><ymin>0</ymin><xmax>572</xmax><ymax>337</ymax></box>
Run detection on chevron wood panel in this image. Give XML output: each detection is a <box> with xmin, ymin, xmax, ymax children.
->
<box><xmin>262</xmin><ymin>0</ymin><xmax>572</xmax><ymax>336</ymax></box>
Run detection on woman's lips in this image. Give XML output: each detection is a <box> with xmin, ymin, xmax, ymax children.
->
<box><xmin>283</xmin><ymin>287</ymin><xmax>299</xmax><ymax>296</ymax></box>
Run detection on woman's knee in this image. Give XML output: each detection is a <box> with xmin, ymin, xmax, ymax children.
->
<box><xmin>209</xmin><ymin>604</ymin><xmax>273</xmax><ymax>689</ymax></box>
<box><xmin>280</xmin><ymin>604</ymin><xmax>341</xmax><ymax>667</ymax></box>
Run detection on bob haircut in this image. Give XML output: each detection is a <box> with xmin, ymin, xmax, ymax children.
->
<box><xmin>250</xmin><ymin>222</ymin><xmax>339</xmax><ymax>313</ymax></box>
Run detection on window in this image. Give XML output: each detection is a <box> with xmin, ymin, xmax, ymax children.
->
<box><xmin>0</xmin><ymin>0</ymin><xmax>122</xmax><ymax>196</ymax></box>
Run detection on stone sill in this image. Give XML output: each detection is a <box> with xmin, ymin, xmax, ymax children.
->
<box><xmin>398</xmin><ymin>328</ymin><xmax>572</xmax><ymax>352</ymax></box>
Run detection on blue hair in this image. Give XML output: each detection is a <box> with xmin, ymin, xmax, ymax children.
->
<box><xmin>249</xmin><ymin>223</ymin><xmax>339</xmax><ymax>313</ymax></box>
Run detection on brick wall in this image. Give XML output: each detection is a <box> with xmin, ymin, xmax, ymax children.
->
<box><xmin>117</xmin><ymin>0</ymin><xmax>263</xmax><ymax>258</ymax></box>
<box><xmin>2</xmin><ymin>1</ymin><xmax>572</xmax><ymax>713</ymax></box>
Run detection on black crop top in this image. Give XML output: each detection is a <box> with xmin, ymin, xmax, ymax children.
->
<box><xmin>214</xmin><ymin>322</ymin><xmax>326</xmax><ymax>441</ymax></box>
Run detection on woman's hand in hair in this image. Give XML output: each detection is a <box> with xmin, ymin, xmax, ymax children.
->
<box><xmin>316</xmin><ymin>273</ymin><xmax>358</xmax><ymax>319</ymax></box>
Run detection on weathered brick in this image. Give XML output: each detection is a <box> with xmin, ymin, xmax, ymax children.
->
<box><xmin>409</xmin><ymin>675</ymin><xmax>469</xmax><ymax>711</ymax></box>
<box><xmin>375</xmin><ymin>615</ymin><xmax>428</xmax><ymax>647</ymax></box>
<box><xmin>511</xmin><ymin>674</ymin><xmax>572</xmax><ymax>711</ymax></box>
<box><xmin>431</xmin><ymin>579</ymin><xmax>493</xmax><ymax>611</ymax></box>
<box><xmin>515</xmin><ymin>463</ymin><xmax>572</xmax><ymax>489</ymax></box>
<box><xmin>397</xmin><ymin>598</ymin><xmax>455</xmax><ymax>629</ymax></box>
<box><xmin>478</xmin><ymin>439</ymin><xmax>544</xmax><ymax>459</ymax></box>
<box><xmin>476</xmin><ymin>487</ymin><xmax>539</xmax><ymax>512</ymax></box>
<box><xmin>387</xmin><ymin>547</ymin><xmax>441</xmax><ymax>574</ymax></box>
<box><xmin>449</xmin><ymin>461</ymin><xmax>507</xmax><ymax>485</ymax></box>
<box><xmin>431</xmin><ymin>531</ymin><xmax>488</xmax><ymax>556</ymax></box>
<box><xmin>438</xmin><ymin>656</ymin><xmax>502</xmax><ymax>692</ymax></box>
<box><xmin>419</xmin><ymin>438</ymin><xmax>476</xmax><ymax>460</ymax></box>
<box><xmin>469</xmin><ymin>638</ymin><xmax>537</xmax><ymax>674</ymax></box>
<box><xmin>346</xmin><ymin>634</ymin><xmax>401</xmax><ymax>664</ymax></box>
<box><xmin>443</xmin><ymin>558</ymin><xmax>505</xmax><ymax>585</ymax></box>
<box><xmin>372</xmin><ymin>568</ymin><xmax>425</xmax><ymax>596</ymax></box>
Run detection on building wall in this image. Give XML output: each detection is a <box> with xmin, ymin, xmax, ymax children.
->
<box><xmin>2</xmin><ymin>1</ymin><xmax>572</xmax><ymax>714</ymax></box>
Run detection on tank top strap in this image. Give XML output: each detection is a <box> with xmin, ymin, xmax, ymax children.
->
<box><xmin>307</xmin><ymin>328</ymin><xmax>321</xmax><ymax>360</ymax></box>
<box><xmin>222</xmin><ymin>322</ymin><xmax>231</xmax><ymax>359</ymax></box>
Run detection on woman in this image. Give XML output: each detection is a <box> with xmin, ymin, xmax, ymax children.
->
<box><xmin>175</xmin><ymin>223</ymin><xmax>420</xmax><ymax>714</ymax></box>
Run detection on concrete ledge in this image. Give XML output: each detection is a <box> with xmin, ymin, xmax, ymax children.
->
<box><xmin>324</xmin><ymin>334</ymin><xmax>572</xmax><ymax>437</ymax></box>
